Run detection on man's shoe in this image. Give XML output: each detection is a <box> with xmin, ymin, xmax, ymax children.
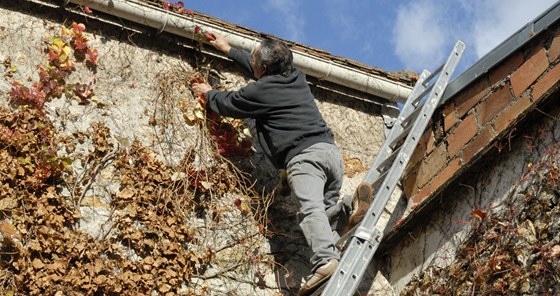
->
<box><xmin>298</xmin><ymin>259</ymin><xmax>339</xmax><ymax>296</ymax></box>
<box><xmin>345</xmin><ymin>182</ymin><xmax>373</xmax><ymax>232</ymax></box>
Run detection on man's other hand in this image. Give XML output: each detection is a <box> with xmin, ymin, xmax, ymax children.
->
<box><xmin>192</xmin><ymin>82</ymin><xmax>212</xmax><ymax>98</ymax></box>
<box><xmin>206</xmin><ymin>32</ymin><xmax>231</xmax><ymax>55</ymax></box>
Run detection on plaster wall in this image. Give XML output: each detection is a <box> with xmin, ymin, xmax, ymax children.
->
<box><xmin>0</xmin><ymin>2</ymin><xmax>391</xmax><ymax>294</ymax></box>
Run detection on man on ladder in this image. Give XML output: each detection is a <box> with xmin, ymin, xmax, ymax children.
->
<box><xmin>191</xmin><ymin>31</ymin><xmax>375</xmax><ymax>296</ymax></box>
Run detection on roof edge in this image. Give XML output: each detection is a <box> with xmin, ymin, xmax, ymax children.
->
<box><xmin>62</xmin><ymin>0</ymin><xmax>412</xmax><ymax>102</ymax></box>
<box><xmin>442</xmin><ymin>0</ymin><xmax>560</xmax><ymax>103</ymax></box>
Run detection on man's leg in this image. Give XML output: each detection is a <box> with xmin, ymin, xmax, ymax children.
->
<box><xmin>286</xmin><ymin>143</ymin><xmax>341</xmax><ymax>271</ymax></box>
<box><xmin>321</xmin><ymin>144</ymin><xmax>346</xmax><ymax>237</ymax></box>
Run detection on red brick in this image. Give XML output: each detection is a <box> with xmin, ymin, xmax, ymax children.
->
<box><xmin>402</xmin><ymin>167</ymin><xmax>419</xmax><ymax>198</ymax></box>
<box><xmin>410</xmin><ymin>183</ymin><xmax>433</xmax><ymax>205</ymax></box>
<box><xmin>494</xmin><ymin>92</ymin><xmax>533</xmax><ymax>134</ymax></box>
<box><xmin>442</xmin><ymin>102</ymin><xmax>459</xmax><ymax>132</ymax></box>
<box><xmin>532</xmin><ymin>62</ymin><xmax>560</xmax><ymax>102</ymax></box>
<box><xmin>549</xmin><ymin>32</ymin><xmax>560</xmax><ymax>63</ymax></box>
<box><xmin>510</xmin><ymin>47</ymin><xmax>549</xmax><ymax>96</ymax></box>
<box><xmin>463</xmin><ymin>125</ymin><xmax>495</xmax><ymax>163</ymax></box>
<box><xmin>489</xmin><ymin>52</ymin><xmax>524</xmax><ymax>87</ymax></box>
<box><xmin>454</xmin><ymin>77</ymin><xmax>490</xmax><ymax>118</ymax></box>
<box><xmin>476</xmin><ymin>83</ymin><xmax>514</xmax><ymax>125</ymax></box>
<box><xmin>431</xmin><ymin>158</ymin><xmax>462</xmax><ymax>191</ymax></box>
<box><xmin>447</xmin><ymin>113</ymin><xmax>478</xmax><ymax>157</ymax></box>
<box><xmin>406</xmin><ymin>131</ymin><xmax>429</xmax><ymax>174</ymax></box>
<box><xmin>416</xmin><ymin>144</ymin><xmax>448</xmax><ymax>188</ymax></box>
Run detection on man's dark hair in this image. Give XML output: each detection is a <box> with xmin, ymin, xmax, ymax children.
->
<box><xmin>255</xmin><ymin>39</ymin><xmax>294</xmax><ymax>76</ymax></box>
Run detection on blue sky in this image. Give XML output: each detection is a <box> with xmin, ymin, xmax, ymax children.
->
<box><xmin>184</xmin><ymin>0</ymin><xmax>557</xmax><ymax>74</ymax></box>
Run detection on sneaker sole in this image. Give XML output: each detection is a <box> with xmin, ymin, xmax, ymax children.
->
<box><xmin>298</xmin><ymin>261</ymin><xmax>339</xmax><ymax>296</ymax></box>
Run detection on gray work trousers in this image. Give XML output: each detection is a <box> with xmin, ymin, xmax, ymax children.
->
<box><xmin>286</xmin><ymin>142</ymin><xmax>348</xmax><ymax>272</ymax></box>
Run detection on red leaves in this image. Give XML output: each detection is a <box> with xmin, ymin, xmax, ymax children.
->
<box><xmin>207</xmin><ymin>114</ymin><xmax>253</xmax><ymax>157</ymax></box>
<box><xmin>183</xmin><ymin>73</ymin><xmax>253</xmax><ymax>156</ymax></box>
<box><xmin>71</xmin><ymin>22</ymin><xmax>86</xmax><ymax>35</ymax></box>
<box><xmin>83</xmin><ymin>6</ymin><xmax>93</xmax><ymax>14</ymax></box>
<box><xmin>162</xmin><ymin>1</ymin><xmax>194</xmax><ymax>16</ymax></box>
<box><xmin>8</xmin><ymin>22</ymin><xmax>99</xmax><ymax>110</ymax></box>
<box><xmin>73</xmin><ymin>34</ymin><xmax>88</xmax><ymax>51</ymax></box>
<box><xmin>470</xmin><ymin>207</ymin><xmax>487</xmax><ymax>220</ymax></box>
<box><xmin>9</xmin><ymin>81</ymin><xmax>46</xmax><ymax>110</ymax></box>
<box><xmin>86</xmin><ymin>48</ymin><xmax>98</xmax><ymax>65</ymax></box>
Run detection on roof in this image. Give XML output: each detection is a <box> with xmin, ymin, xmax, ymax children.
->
<box><xmin>442</xmin><ymin>0</ymin><xmax>560</xmax><ymax>103</ymax></box>
<box><xmin>139</xmin><ymin>0</ymin><xmax>417</xmax><ymax>87</ymax></box>
<box><xmin>382</xmin><ymin>0</ymin><xmax>560</xmax><ymax>248</ymax></box>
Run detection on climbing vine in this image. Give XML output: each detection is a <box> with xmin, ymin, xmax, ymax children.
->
<box><xmin>402</xmin><ymin>144</ymin><xmax>560</xmax><ymax>295</ymax></box>
<box><xmin>0</xmin><ymin>20</ymin><xmax>276</xmax><ymax>295</ymax></box>
<box><xmin>9</xmin><ymin>22</ymin><xmax>98</xmax><ymax>110</ymax></box>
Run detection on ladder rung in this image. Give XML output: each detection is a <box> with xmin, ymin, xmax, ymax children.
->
<box><xmin>412</xmin><ymin>83</ymin><xmax>434</xmax><ymax>106</ymax></box>
<box><xmin>423</xmin><ymin>63</ymin><xmax>444</xmax><ymax>85</ymax></box>
<box><xmin>389</xmin><ymin>124</ymin><xmax>413</xmax><ymax>149</ymax></box>
<box><xmin>376</xmin><ymin>146</ymin><xmax>401</xmax><ymax>174</ymax></box>
<box><xmin>370</xmin><ymin>169</ymin><xmax>388</xmax><ymax>192</ymax></box>
<box><xmin>400</xmin><ymin>100</ymin><xmax>425</xmax><ymax>128</ymax></box>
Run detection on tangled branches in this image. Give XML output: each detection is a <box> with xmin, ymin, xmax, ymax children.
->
<box><xmin>402</xmin><ymin>145</ymin><xmax>560</xmax><ymax>295</ymax></box>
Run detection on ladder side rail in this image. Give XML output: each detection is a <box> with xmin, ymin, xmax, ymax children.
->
<box><xmin>322</xmin><ymin>41</ymin><xmax>466</xmax><ymax>296</ymax></box>
<box><xmin>362</xmin><ymin>70</ymin><xmax>431</xmax><ymax>184</ymax></box>
<box><xmin>335</xmin><ymin>69</ymin><xmax>431</xmax><ymax>250</ymax></box>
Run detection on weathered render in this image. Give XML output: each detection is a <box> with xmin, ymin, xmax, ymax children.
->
<box><xmin>0</xmin><ymin>0</ymin><xmax>410</xmax><ymax>295</ymax></box>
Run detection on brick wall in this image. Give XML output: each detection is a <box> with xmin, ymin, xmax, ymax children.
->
<box><xmin>402</xmin><ymin>21</ymin><xmax>560</xmax><ymax>208</ymax></box>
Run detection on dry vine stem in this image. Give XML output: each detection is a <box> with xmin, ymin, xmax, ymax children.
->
<box><xmin>0</xmin><ymin>20</ymin><xmax>278</xmax><ymax>295</ymax></box>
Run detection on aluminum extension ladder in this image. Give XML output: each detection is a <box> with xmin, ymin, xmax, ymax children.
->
<box><xmin>315</xmin><ymin>41</ymin><xmax>465</xmax><ymax>296</ymax></box>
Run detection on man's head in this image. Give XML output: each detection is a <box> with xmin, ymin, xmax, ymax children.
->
<box><xmin>251</xmin><ymin>39</ymin><xmax>294</xmax><ymax>79</ymax></box>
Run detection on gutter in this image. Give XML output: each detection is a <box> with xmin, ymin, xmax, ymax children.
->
<box><xmin>64</xmin><ymin>0</ymin><xmax>412</xmax><ymax>103</ymax></box>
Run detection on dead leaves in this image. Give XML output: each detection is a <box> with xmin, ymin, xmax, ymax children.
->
<box><xmin>402</xmin><ymin>145</ymin><xmax>560</xmax><ymax>295</ymax></box>
<box><xmin>343</xmin><ymin>154</ymin><xmax>366</xmax><ymax>177</ymax></box>
<box><xmin>1</xmin><ymin>45</ymin><xmax>271</xmax><ymax>295</ymax></box>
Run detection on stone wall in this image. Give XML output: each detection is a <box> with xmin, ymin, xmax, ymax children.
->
<box><xmin>0</xmin><ymin>1</ymin><xmax>390</xmax><ymax>294</ymax></box>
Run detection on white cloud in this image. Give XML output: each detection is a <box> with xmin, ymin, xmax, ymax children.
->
<box><xmin>392</xmin><ymin>0</ymin><xmax>450</xmax><ymax>71</ymax></box>
<box><xmin>265</xmin><ymin>0</ymin><xmax>306</xmax><ymax>42</ymax></box>
<box><xmin>392</xmin><ymin>0</ymin><xmax>557</xmax><ymax>72</ymax></box>
<box><xmin>470</xmin><ymin>0</ymin><xmax>557</xmax><ymax>58</ymax></box>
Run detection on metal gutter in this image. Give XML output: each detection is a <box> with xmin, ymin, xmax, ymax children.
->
<box><xmin>64</xmin><ymin>0</ymin><xmax>412</xmax><ymax>103</ymax></box>
<box><xmin>441</xmin><ymin>0</ymin><xmax>560</xmax><ymax>103</ymax></box>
